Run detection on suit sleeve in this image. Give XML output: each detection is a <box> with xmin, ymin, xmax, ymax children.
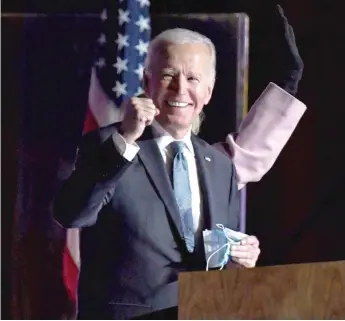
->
<box><xmin>53</xmin><ymin>127</ymin><xmax>133</xmax><ymax>228</ymax></box>
<box><xmin>214</xmin><ymin>82</ymin><xmax>306</xmax><ymax>190</ymax></box>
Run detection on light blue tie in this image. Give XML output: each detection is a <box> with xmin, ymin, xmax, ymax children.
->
<box><xmin>170</xmin><ymin>141</ymin><xmax>195</xmax><ymax>252</ymax></box>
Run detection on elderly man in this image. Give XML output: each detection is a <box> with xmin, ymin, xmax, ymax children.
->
<box><xmin>54</xmin><ymin>27</ymin><xmax>259</xmax><ymax>320</ymax></box>
<box><xmin>54</xmin><ymin>7</ymin><xmax>305</xmax><ymax>320</ymax></box>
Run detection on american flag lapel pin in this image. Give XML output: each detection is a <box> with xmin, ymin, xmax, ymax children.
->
<box><xmin>204</xmin><ymin>156</ymin><xmax>211</xmax><ymax>162</ymax></box>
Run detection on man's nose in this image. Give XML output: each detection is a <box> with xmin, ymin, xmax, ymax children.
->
<box><xmin>171</xmin><ymin>75</ymin><xmax>187</xmax><ymax>95</ymax></box>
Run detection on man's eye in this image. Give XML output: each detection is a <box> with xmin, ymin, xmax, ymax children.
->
<box><xmin>188</xmin><ymin>77</ymin><xmax>199</xmax><ymax>82</ymax></box>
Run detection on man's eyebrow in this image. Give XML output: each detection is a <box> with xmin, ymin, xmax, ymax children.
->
<box><xmin>188</xmin><ymin>72</ymin><xmax>202</xmax><ymax>77</ymax></box>
<box><xmin>161</xmin><ymin>67</ymin><xmax>176</xmax><ymax>72</ymax></box>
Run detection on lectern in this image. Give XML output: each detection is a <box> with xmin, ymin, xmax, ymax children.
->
<box><xmin>178</xmin><ymin>260</ymin><xmax>345</xmax><ymax>319</ymax></box>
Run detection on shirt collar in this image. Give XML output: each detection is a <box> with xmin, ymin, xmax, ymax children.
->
<box><xmin>151</xmin><ymin>120</ymin><xmax>194</xmax><ymax>155</ymax></box>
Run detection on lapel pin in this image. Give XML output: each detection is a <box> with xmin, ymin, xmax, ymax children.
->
<box><xmin>204</xmin><ymin>156</ymin><xmax>211</xmax><ymax>162</ymax></box>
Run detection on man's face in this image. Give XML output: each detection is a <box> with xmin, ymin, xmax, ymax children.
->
<box><xmin>144</xmin><ymin>42</ymin><xmax>214</xmax><ymax>133</ymax></box>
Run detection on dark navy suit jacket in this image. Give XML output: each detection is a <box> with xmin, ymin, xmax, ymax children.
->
<box><xmin>53</xmin><ymin>123</ymin><xmax>240</xmax><ymax>319</ymax></box>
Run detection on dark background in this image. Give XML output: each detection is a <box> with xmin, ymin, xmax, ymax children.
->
<box><xmin>2</xmin><ymin>0</ymin><xmax>344</xmax><ymax>319</ymax></box>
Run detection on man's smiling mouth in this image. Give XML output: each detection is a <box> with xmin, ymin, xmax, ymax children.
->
<box><xmin>166</xmin><ymin>100</ymin><xmax>190</xmax><ymax>108</ymax></box>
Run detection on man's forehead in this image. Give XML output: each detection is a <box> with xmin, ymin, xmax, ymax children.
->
<box><xmin>153</xmin><ymin>42</ymin><xmax>211</xmax><ymax>60</ymax></box>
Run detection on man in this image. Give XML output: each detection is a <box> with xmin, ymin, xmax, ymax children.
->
<box><xmin>55</xmin><ymin>6</ymin><xmax>306</xmax><ymax>319</ymax></box>
<box><xmin>54</xmin><ymin>28</ymin><xmax>260</xmax><ymax>319</ymax></box>
<box><xmin>80</xmin><ymin>6</ymin><xmax>305</xmax><ymax>193</ymax></box>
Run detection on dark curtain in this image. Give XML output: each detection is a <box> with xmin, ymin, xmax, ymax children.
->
<box><xmin>3</xmin><ymin>14</ymin><xmax>98</xmax><ymax>319</ymax></box>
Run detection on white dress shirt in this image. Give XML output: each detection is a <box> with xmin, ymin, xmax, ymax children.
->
<box><xmin>112</xmin><ymin>120</ymin><xmax>203</xmax><ymax>232</ymax></box>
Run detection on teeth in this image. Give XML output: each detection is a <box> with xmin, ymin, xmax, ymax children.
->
<box><xmin>167</xmin><ymin>101</ymin><xmax>189</xmax><ymax>107</ymax></box>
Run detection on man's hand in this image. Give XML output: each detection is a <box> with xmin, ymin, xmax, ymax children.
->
<box><xmin>120</xmin><ymin>97</ymin><xmax>159</xmax><ymax>144</ymax></box>
<box><xmin>273</xmin><ymin>5</ymin><xmax>304</xmax><ymax>95</ymax></box>
<box><xmin>230</xmin><ymin>235</ymin><xmax>260</xmax><ymax>268</ymax></box>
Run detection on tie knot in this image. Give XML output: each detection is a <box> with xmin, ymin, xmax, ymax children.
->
<box><xmin>170</xmin><ymin>141</ymin><xmax>185</xmax><ymax>156</ymax></box>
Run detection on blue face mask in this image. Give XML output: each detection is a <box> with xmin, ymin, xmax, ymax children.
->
<box><xmin>203</xmin><ymin>224</ymin><xmax>248</xmax><ymax>271</ymax></box>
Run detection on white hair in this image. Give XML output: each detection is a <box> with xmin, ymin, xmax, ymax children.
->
<box><xmin>144</xmin><ymin>28</ymin><xmax>216</xmax><ymax>85</ymax></box>
<box><xmin>191</xmin><ymin>110</ymin><xmax>205</xmax><ymax>134</ymax></box>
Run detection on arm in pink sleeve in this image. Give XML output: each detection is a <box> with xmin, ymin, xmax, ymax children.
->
<box><xmin>213</xmin><ymin>82</ymin><xmax>306</xmax><ymax>190</ymax></box>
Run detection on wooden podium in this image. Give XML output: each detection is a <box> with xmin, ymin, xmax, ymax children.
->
<box><xmin>178</xmin><ymin>260</ymin><xmax>345</xmax><ymax>319</ymax></box>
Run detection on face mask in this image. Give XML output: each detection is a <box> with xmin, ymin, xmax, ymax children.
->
<box><xmin>203</xmin><ymin>224</ymin><xmax>248</xmax><ymax>271</ymax></box>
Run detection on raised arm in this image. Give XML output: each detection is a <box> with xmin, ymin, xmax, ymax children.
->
<box><xmin>214</xmin><ymin>83</ymin><xmax>306</xmax><ymax>189</ymax></box>
<box><xmin>214</xmin><ymin>5</ymin><xmax>306</xmax><ymax>190</ymax></box>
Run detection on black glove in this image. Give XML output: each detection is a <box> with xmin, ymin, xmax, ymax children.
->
<box><xmin>273</xmin><ymin>5</ymin><xmax>304</xmax><ymax>95</ymax></box>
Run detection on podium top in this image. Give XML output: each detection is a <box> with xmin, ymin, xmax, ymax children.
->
<box><xmin>178</xmin><ymin>260</ymin><xmax>345</xmax><ymax>319</ymax></box>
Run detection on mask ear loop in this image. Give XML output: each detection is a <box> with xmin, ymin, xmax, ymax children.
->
<box><xmin>216</xmin><ymin>224</ymin><xmax>233</xmax><ymax>243</ymax></box>
<box><xmin>206</xmin><ymin>242</ymin><xmax>230</xmax><ymax>271</ymax></box>
<box><xmin>216</xmin><ymin>223</ymin><xmax>240</xmax><ymax>243</ymax></box>
<box><xmin>217</xmin><ymin>224</ymin><xmax>233</xmax><ymax>269</ymax></box>
<box><xmin>206</xmin><ymin>224</ymin><xmax>233</xmax><ymax>271</ymax></box>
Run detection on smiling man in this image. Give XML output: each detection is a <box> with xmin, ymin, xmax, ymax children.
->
<box><xmin>120</xmin><ymin>33</ymin><xmax>216</xmax><ymax>142</ymax></box>
<box><xmin>54</xmin><ymin>28</ymin><xmax>260</xmax><ymax>319</ymax></box>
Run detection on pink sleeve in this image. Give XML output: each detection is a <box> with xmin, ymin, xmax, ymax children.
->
<box><xmin>213</xmin><ymin>82</ymin><xmax>307</xmax><ymax>190</ymax></box>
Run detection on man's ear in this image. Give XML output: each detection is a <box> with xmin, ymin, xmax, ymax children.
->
<box><xmin>204</xmin><ymin>83</ymin><xmax>214</xmax><ymax>105</ymax></box>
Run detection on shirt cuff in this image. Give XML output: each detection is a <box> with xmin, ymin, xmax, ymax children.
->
<box><xmin>112</xmin><ymin>130</ymin><xmax>140</xmax><ymax>161</ymax></box>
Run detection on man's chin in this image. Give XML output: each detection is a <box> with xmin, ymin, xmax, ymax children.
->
<box><xmin>156</xmin><ymin>114</ymin><xmax>186</xmax><ymax>126</ymax></box>
<box><xmin>161</xmin><ymin>108</ymin><xmax>192</xmax><ymax>122</ymax></box>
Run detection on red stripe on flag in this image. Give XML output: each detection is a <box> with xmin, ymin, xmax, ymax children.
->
<box><xmin>83</xmin><ymin>106</ymin><xmax>99</xmax><ymax>134</ymax></box>
<box><xmin>62</xmin><ymin>248</ymin><xmax>79</xmax><ymax>304</ymax></box>
<box><xmin>61</xmin><ymin>107</ymin><xmax>97</xmax><ymax>313</ymax></box>
<box><xmin>62</xmin><ymin>108</ymin><xmax>100</xmax><ymax>315</ymax></box>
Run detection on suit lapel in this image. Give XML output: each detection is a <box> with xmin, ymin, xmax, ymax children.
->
<box><xmin>191</xmin><ymin>135</ymin><xmax>217</xmax><ymax>230</ymax></box>
<box><xmin>136</xmin><ymin>129</ymin><xmax>220</xmax><ymax>244</ymax></box>
<box><xmin>136</xmin><ymin>127</ymin><xmax>184</xmax><ymax>239</ymax></box>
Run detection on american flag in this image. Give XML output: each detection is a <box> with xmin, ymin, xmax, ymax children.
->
<box><xmin>63</xmin><ymin>0</ymin><xmax>151</xmax><ymax>313</ymax></box>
